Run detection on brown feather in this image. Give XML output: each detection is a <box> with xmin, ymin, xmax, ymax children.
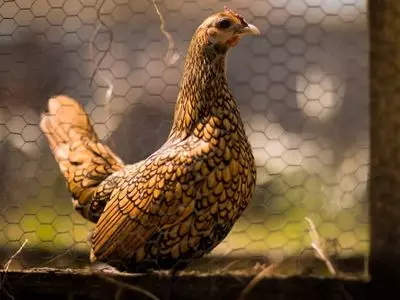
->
<box><xmin>40</xmin><ymin>96</ymin><xmax>124</xmax><ymax>222</ymax></box>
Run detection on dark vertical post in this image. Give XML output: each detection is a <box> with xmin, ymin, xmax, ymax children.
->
<box><xmin>370</xmin><ymin>0</ymin><xmax>400</xmax><ymax>286</ymax></box>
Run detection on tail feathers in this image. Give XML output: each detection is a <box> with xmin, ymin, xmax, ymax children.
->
<box><xmin>40</xmin><ymin>96</ymin><xmax>97</xmax><ymax>164</ymax></box>
<box><xmin>40</xmin><ymin>95</ymin><xmax>124</xmax><ymax>222</ymax></box>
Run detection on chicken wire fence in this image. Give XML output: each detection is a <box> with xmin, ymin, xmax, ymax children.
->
<box><xmin>0</xmin><ymin>0</ymin><xmax>368</xmax><ymax>274</ymax></box>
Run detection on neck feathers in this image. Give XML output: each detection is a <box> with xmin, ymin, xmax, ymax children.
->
<box><xmin>169</xmin><ymin>30</ymin><xmax>238</xmax><ymax>140</ymax></box>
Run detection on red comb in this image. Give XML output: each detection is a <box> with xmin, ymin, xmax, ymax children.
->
<box><xmin>224</xmin><ymin>5</ymin><xmax>248</xmax><ymax>26</ymax></box>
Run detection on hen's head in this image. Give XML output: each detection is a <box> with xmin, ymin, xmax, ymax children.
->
<box><xmin>197</xmin><ymin>7</ymin><xmax>260</xmax><ymax>49</ymax></box>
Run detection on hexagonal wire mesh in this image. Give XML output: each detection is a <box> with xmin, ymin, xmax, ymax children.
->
<box><xmin>0</xmin><ymin>0</ymin><xmax>368</xmax><ymax>275</ymax></box>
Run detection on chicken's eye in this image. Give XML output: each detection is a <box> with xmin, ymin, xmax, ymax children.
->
<box><xmin>216</xmin><ymin>18</ymin><xmax>232</xmax><ymax>29</ymax></box>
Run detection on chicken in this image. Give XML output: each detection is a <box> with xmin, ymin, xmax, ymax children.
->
<box><xmin>40</xmin><ymin>7</ymin><xmax>260</xmax><ymax>272</ymax></box>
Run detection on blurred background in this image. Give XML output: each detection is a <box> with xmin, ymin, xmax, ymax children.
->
<box><xmin>0</xmin><ymin>0</ymin><xmax>368</xmax><ymax>275</ymax></box>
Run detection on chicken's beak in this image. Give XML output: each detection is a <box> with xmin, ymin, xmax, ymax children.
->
<box><xmin>239</xmin><ymin>24</ymin><xmax>260</xmax><ymax>36</ymax></box>
<box><xmin>227</xmin><ymin>23</ymin><xmax>260</xmax><ymax>47</ymax></box>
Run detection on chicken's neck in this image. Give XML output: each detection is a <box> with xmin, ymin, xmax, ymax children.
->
<box><xmin>169</xmin><ymin>34</ymin><xmax>241</xmax><ymax>141</ymax></box>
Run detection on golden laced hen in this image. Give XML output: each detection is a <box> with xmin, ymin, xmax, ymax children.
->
<box><xmin>40</xmin><ymin>7</ymin><xmax>260</xmax><ymax>272</ymax></box>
